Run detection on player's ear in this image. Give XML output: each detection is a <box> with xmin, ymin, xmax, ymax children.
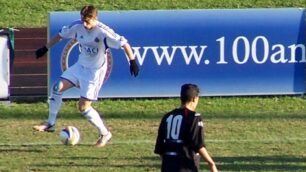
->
<box><xmin>192</xmin><ymin>96</ymin><xmax>199</xmax><ymax>103</ymax></box>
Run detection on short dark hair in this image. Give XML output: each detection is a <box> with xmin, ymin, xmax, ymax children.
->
<box><xmin>80</xmin><ymin>5</ymin><xmax>98</xmax><ymax>22</ymax></box>
<box><xmin>180</xmin><ymin>84</ymin><xmax>200</xmax><ymax>104</ymax></box>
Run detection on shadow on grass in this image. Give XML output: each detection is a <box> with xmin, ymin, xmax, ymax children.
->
<box><xmin>0</xmin><ymin>148</ymin><xmax>44</xmax><ymax>153</ymax></box>
<box><xmin>211</xmin><ymin>155</ymin><xmax>306</xmax><ymax>171</ymax></box>
<box><xmin>31</xmin><ymin>155</ymin><xmax>160</xmax><ymax>170</ymax></box>
<box><xmin>0</xmin><ymin>110</ymin><xmax>306</xmax><ymax>120</ymax></box>
<box><xmin>30</xmin><ymin>155</ymin><xmax>306</xmax><ymax>171</ymax></box>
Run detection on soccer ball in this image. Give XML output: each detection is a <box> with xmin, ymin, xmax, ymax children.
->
<box><xmin>59</xmin><ymin>126</ymin><xmax>80</xmax><ymax>145</ymax></box>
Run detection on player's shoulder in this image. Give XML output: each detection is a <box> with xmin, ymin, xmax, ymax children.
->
<box><xmin>96</xmin><ymin>21</ymin><xmax>118</xmax><ymax>36</ymax></box>
<box><xmin>164</xmin><ymin>109</ymin><xmax>175</xmax><ymax>117</ymax></box>
<box><xmin>168</xmin><ymin>108</ymin><xmax>182</xmax><ymax>115</ymax></box>
<box><xmin>194</xmin><ymin>112</ymin><xmax>201</xmax><ymax>117</ymax></box>
<box><xmin>162</xmin><ymin>109</ymin><xmax>178</xmax><ymax>119</ymax></box>
<box><xmin>96</xmin><ymin>21</ymin><xmax>112</xmax><ymax>31</ymax></box>
<box><xmin>185</xmin><ymin>108</ymin><xmax>201</xmax><ymax>118</ymax></box>
<box><xmin>193</xmin><ymin>112</ymin><xmax>204</xmax><ymax>127</ymax></box>
<box><xmin>68</xmin><ymin>20</ymin><xmax>83</xmax><ymax>28</ymax></box>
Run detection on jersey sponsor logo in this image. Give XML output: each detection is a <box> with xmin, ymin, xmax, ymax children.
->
<box><xmin>81</xmin><ymin>45</ymin><xmax>99</xmax><ymax>56</ymax></box>
<box><xmin>60</xmin><ymin>39</ymin><xmax>113</xmax><ymax>84</ymax></box>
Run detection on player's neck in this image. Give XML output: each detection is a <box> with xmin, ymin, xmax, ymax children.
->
<box><xmin>84</xmin><ymin>20</ymin><xmax>98</xmax><ymax>30</ymax></box>
<box><xmin>181</xmin><ymin>103</ymin><xmax>196</xmax><ymax>112</ymax></box>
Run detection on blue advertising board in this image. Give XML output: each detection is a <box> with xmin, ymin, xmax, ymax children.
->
<box><xmin>49</xmin><ymin>8</ymin><xmax>306</xmax><ymax>98</ymax></box>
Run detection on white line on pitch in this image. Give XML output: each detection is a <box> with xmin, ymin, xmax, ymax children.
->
<box><xmin>0</xmin><ymin>138</ymin><xmax>305</xmax><ymax>147</ymax></box>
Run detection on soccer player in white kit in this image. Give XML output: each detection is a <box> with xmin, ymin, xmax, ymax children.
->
<box><xmin>33</xmin><ymin>5</ymin><xmax>139</xmax><ymax>147</ymax></box>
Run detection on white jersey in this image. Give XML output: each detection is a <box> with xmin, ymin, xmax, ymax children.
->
<box><xmin>59</xmin><ymin>20</ymin><xmax>128</xmax><ymax>68</ymax></box>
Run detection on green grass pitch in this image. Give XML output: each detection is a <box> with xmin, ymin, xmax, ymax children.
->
<box><xmin>0</xmin><ymin>97</ymin><xmax>305</xmax><ymax>171</ymax></box>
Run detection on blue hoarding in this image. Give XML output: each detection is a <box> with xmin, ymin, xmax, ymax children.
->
<box><xmin>49</xmin><ymin>8</ymin><xmax>306</xmax><ymax>98</ymax></box>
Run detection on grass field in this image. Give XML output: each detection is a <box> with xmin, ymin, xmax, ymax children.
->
<box><xmin>0</xmin><ymin>0</ymin><xmax>305</xmax><ymax>27</ymax></box>
<box><xmin>1</xmin><ymin>0</ymin><xmax>306</xmax><ymax>171</ymax></box>
<box><xmin>0</xmin><ymin>97</ymin><xmax>305</xmax><ymax>171</ymax></box>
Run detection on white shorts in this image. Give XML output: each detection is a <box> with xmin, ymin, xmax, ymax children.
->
<box><xmin>61</xmin><ymin>62</ymin><xmax>107</xmax><ymax>100</ymax></box>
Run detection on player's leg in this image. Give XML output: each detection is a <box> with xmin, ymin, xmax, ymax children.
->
<box><xmin>48</xmin><ymin>79</ymin><xmax>73</xmax><ymax>127</ymax></box>
<box><xmin>79</xmin><ymin>98</ymin><xmax>111</xmax><ymax>147</ymax></box>
<box><xmin>79</xmin><ymin>64</ymin><xmax>111</xmax><ymax>147</ymax></box>
<box><xmin>33</xmin><ymin>64</ymin><xmax>79</xmax><ymax>132</ymax></box>
<box><xmin>33</xmin><ymin>79</ymin><xmax>74</xmax><ymax>132</ymax></box>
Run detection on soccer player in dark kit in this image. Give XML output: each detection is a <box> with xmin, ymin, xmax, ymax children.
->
<box><xmin>154</xmin><ymin>84</ymin><xmax>218</xmax><ymax>172</ymax></box>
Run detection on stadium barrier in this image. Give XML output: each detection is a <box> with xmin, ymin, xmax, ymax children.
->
<box><xmin>9</xmin><ymin>28</ymin><xmax>47</xmax><ymax>98</ymax></box>
<box><xmin>49</xmin><ymin>8</ymin><xmax>306</xmax><ymax>98</ymax></box>
<box><xmin>0</xmin><ymin>31</ymin><xmax>11</xmax><ymax>99</ymax></box>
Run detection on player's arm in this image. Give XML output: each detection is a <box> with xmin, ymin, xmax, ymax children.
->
<box><xmin>122</xmin><ymin>43</ymin><xmax>134</xmax><ymax>61</ymax></box>
<box><xmin>154</xmin><ymin>117</ymin><xmax>167</xmax><ymax>156</ymax></box>
<box><xmin>191</xmin><ymin>115</ymin><xmax>218</xmax><ymax>172</ymax></box>
<box><xmin>35</xmin><ymin>34</ymin><xmax>62</xmax><ymax>59</ymax></box>
<box><xmin>122</xmin><ymin>43</ymin><xmax>139</xmax><ymax>77</ymax></box>
<box><xmin>198</xmin><ymin>146</ymin><xmax>218</xmax><ymax>172</ymax></box>
<box><xmin>102</xmin><ymin>23</ymin><xmax>139</xmax><ymax>77</ymax></box>
<box><xmin>46</xmin><ymin>34</ymin><xmax>62</xmax><ymax>49</ymax></box>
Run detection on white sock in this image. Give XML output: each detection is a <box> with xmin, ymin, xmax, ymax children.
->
<box><xmin>82</xmin><ymin>107</ymin><xmax>108</xmax><ymax>136</ymax></box>
<box><xmin>47</xmin><ymin>92</ymin><xmax>63</xmax><ymax>126</ymax></box>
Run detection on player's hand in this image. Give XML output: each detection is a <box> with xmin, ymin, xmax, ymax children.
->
<box><xmin>129</xmin><ymin>59</ymin><xmax>139</xmax><ymax>77</ymax></box>
<box><xmin>35</xmin><ymin>46</ymin><xmax>48</xmax><ymax>59</ymax></box>
<box><xmin>209</xmin><ymin>163</ymin><xmax>218</xmax><ymax>172</ymax></box>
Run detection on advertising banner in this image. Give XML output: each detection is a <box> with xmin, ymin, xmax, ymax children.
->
<box><xmin>0</xmin><ymin>34</ymin><xmax>10</xmax><ymax>99</ymax></box>
<box><xmin>49</xmin><ymin>8</ymin><xmax>306</xmax><ymax>98</ymax></box>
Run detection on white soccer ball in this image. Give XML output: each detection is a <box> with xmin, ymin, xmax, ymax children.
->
<box><xmin>59</xmin><ymin>126</ymin><xmax>80</xmax><ymax>145</ymax></box>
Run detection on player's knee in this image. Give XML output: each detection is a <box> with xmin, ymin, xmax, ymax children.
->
<box><xmin>78</xmin><ymin>100</ymin><xmax>91</xmax><ymax>113</ymax></box>
<box><xmin>52</xmin><ymin>81</ymin><xmax>63</xmax><ymax>94</ymax></box>
<box><xmin>79</xmin><ymin>105</ymin><xmax>90</xmax><ymax>113</ymax></box>
<box><xmin>79</xmin><ymin>105</ymin><xmax>86</xmax><ymax>113</ymax></box>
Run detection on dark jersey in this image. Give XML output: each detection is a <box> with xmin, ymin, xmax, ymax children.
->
<box><xmin>154</xmin><ymin>107</ymin><xmax>205</xmax><ymax>172</ymax></box>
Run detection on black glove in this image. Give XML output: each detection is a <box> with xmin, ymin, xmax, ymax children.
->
<box><xmin>129</xmin><ymin>59</ymin><xmax>139</xmax><ymax>77</ymax></box>
<box><xmin>35</xmin><ymin>46</ymin><xmax>48</xmax><ymax>59</ymax></box>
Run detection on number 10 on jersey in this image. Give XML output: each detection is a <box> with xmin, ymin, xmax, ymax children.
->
<box><xmin>166</xmin><ymin>115</ymin><xmax>183</xmax><ymax>140</ymax></box>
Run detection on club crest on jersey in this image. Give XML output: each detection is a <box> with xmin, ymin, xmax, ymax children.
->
<box><xmin>95</xmin><ymin>37</ymin><xmax>100</xmax><ymax>43</ymax></box>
